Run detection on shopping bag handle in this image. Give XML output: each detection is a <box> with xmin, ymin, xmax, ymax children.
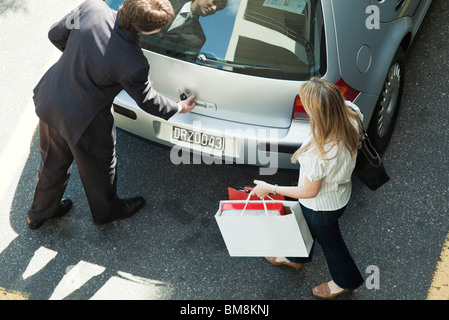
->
<box><xmin>240</xmin><ymin>192</ymin><xmax>270</xmax><ymax>218</ymax></box>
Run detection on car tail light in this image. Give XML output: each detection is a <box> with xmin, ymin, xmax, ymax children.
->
<box><xmin>335</xmin><ymin>78</ymin><xmax>360</xmax><ymax>102</ymax></box>
<box><xmin>292</xmin><ymin>78</ymin><xmax>360</xmax><ymax>121</ymax></box>
<box><xmin>292</xmin><ymin>94</ymin><xmax>309</xmax><ymax>121</ymax></box>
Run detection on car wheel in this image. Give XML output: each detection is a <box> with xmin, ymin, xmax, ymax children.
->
<box><xmin>367</xmin><ymin>47</ymin><xmax>405</xmax><ymax>152</ymax></box>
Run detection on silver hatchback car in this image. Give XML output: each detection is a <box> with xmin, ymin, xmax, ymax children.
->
<box><xmin>105</xmin><ymin>0</ymin><xmax>432</xmax><ymax>173</ymax></box>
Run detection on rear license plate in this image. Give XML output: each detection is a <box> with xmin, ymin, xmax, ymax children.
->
<box><xmin>172</xmin><ymin>127</ymin><xmax>224</xmax><ymax>151</ymax></box>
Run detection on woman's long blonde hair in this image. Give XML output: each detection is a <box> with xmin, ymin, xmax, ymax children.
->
<box><xmin>291</xmin><ymin>78</ymin><xmax>361</xmax><ymax>163</ymax></box>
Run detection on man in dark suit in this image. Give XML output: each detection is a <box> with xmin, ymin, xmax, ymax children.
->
<box><xmin>27</xmin><ymin>0</ymin><xmax>196</xmax><ymax>229</ymax></box>
<box><xmin>140</xmin><ymin>0</ymin><xmax>228</xmax><ymax>62</ymax></box>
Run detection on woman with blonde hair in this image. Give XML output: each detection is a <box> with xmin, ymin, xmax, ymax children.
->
<box><xmin>252</xmin><ymin>77</ymin><xmax>364</xmax><ymax>299</ymax></box>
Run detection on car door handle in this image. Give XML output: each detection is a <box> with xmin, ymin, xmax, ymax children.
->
<box><xmin>195</xmin><ymin>100</ymin><xmax>217</xmax><ymax>111</ymax></box>
<box><xmin>395</xmin><ymin>0</ymin><xmax>406</xmax><ymax>11</ymax></box>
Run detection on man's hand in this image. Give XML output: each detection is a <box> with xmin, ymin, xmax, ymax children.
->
<box><xmin>178</xmin><ymin>95</ymin><xmax>196</xmax><ymax>113</ymax></box>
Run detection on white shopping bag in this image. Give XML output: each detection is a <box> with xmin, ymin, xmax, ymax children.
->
<box><xmin>215</xmin><ymin>195</ymin><xmax>313</xmax><ymax>257</ymax></box>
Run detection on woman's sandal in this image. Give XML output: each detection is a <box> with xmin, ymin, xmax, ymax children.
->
<box><xmin>312</xmin><ymin>281</ymin><xmax>351</xmax><ymax>299</ymax></box>
<box><xmin>264</xmin><ymin>257</ymin><xmax>304</xmax><ymax>271</ymax></box>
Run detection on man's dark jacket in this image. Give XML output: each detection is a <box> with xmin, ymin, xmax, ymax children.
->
<box><xmin>33</xmin><ymin>0</ymin><xmax>179</xmax><ymax>147</ymax></box>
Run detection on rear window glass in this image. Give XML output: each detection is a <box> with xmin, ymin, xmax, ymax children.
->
<box><xmin>105</xmin><ymin>0</ymin><xmax>326</xmax><ymax>80</ymax></box>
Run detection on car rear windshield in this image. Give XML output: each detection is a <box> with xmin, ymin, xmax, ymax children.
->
<box><xmin>106</xmin><ymin>0</ymin><xmax>326</xmax><ymax>81</ymax></box>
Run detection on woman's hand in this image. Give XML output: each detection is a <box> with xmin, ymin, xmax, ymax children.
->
<box><xmin>253</xmin><ymin>177</ymin><xmax>322</xmax><ymax>200</ymax></box>
<box><xmin>252</xmin><ymin>180</ymin><xmax>274</xmax><ymax>199</ymax></box>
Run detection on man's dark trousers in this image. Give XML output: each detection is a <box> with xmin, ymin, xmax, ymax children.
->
<box><xmin>28</xmin><ymin>108</ymin><xmax>121</xmax><ymax>224</ymax></box>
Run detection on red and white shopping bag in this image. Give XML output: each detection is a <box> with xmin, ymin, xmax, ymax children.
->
<box><xmin>227</xmin><ymin>187</ymin><xmax>285</xmax><ymax>201</ymax></box>
<box><xmin>215</xmin><ymin>194</ymin><xmax>313</xmax><ymax>257</ymax></box>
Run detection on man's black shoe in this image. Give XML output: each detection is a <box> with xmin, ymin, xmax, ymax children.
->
<box><xmin>94</xmin><ymin>196</ymin><xmax>146</xmax><ymax>225</ymax></box>
<box><xmin>27</xmin><ymin>198</ymin><xmax>73</xmax><ymax>230</ymax></box>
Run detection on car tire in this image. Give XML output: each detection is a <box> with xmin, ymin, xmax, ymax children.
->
<box><xmin>367</xmin><ymin>47</ymin><xmax>406</xmax><ymax>152</ymax></box>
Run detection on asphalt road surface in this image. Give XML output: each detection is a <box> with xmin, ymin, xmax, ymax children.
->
<box><xmin>0</xmin><ymin>0</ymin><xmax>448</xmax><ymax>307</ymax></box>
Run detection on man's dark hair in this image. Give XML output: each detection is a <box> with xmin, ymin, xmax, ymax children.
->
<box><xmin>118</xmin><ymin>0</ymin><xmax>174</xmax><ymax>34</ymax></box>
